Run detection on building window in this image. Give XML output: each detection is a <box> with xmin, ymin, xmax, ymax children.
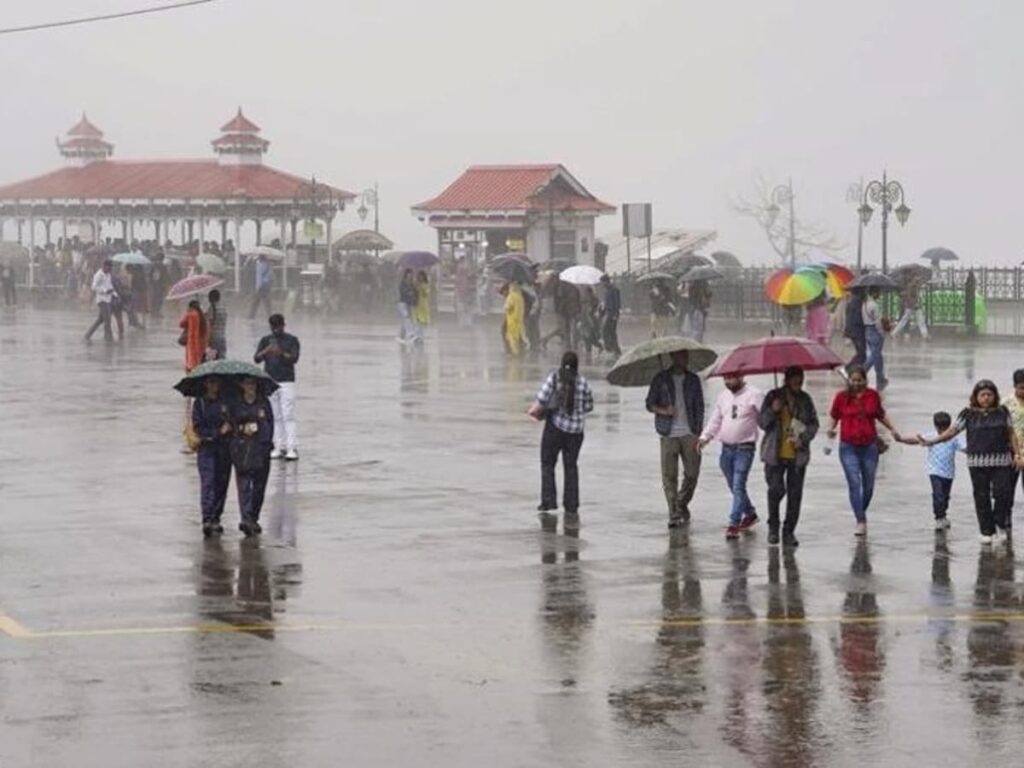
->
<box><xmin>553</xmin><ymin>229</ymin><xmax>576</xmax><ymax>261</ymax></box>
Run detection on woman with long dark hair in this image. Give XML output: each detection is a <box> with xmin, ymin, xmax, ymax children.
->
<box><xmin>528</xmin><ymin>351</ymin><xmax>594</xmax><ymax>530</ymax></box>
<box><xmin>826</xmin><ymin>365</ymin><xmax>901</xmax><ymax>537</ymax></box>
<box><xmin>923</xmin><ymin>379</ymin><xmax>1022</xmax><ymax>544</ymax></box>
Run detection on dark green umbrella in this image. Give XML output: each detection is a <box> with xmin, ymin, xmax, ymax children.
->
<box><xmin>607</xmin><ymin>336</ymin><xmax>718</xmax><ymax>387</ymax></box>
<box><xmin>173</xmin><ymin>360</ymin><xmax>279</xmax><ymax>398</ymax></box>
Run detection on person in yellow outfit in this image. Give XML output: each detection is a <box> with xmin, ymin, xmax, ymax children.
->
<box><xmin>414</xmin><ymin>271</ymin><xmax>432</xmax><ymax>327</ymax></box>
<box><xmin>504</xmin><ymin>281</ymin><xmax>525</xmax><ymax>356</ymax></box>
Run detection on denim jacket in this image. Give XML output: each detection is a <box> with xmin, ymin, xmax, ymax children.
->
<box><xmin>646</xmin><ymin>369</ymin><xmax>704</xmax><ymax>437</ymax></box>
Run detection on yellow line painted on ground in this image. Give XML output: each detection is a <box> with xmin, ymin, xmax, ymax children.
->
<box><xmin>5</xmin><ymin>612</ymin><xmax>1024</xmax><ymax>641</ymax></box>
<box><xmin>0</xmin><ymin>614</ymin><xmax>32</xmax><ymax>638</ymax></box>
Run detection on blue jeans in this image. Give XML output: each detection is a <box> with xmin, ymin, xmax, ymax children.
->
<box><xmin>839</xmin><ymin>442</ymin><xmax>879</xmax><ymax>523</ymax></box>
<box><xmin>719</xmin><ymin>444</ymin><xmax>756</xmax><ymax>526</ymax></box>
<box><xmin>864</xmin><ymin>326</ymin><xmax>885</xmax><ymax>385</ymax></box>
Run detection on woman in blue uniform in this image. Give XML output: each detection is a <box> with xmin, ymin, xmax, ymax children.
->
<box><xmin>230</xmin><ymin>376</ymin><xmax>275</xmax><ymax>536</ymax></box>
<box><xmin>192</xmin><ymin>377</ymin><xmax>233</xmax><ymax>538</ymax></box>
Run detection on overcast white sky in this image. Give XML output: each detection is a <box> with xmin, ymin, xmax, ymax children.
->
<box><xmin>0</xmin><ymin>0</ymin><xmax>1020</xmax><ymax>265</ymax></box>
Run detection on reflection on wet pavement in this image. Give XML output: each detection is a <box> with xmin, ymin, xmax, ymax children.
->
<box><xmin>6</xmin><ymin>308</ymin><xmax>1024</xmax><ymax>764</ymax></box>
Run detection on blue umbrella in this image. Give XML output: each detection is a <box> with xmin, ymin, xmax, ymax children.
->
<box><xmin>398</xmin><ymin>251</ymin><xmax>439</xmax><ymax>270</ymax></box>
<box><xmin>112</xmin><ymin>251</ymin><xmax>151</xmax><ymax>267</ymax></box>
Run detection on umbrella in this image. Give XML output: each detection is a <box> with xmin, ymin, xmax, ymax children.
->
<box><xmin>334</xmin><ymin>229</ymin><xmax>393</xmax><ymax>252</ymax></box>
<box><xmin>798</xmin><ymin>263</ymin><xmax>854</xmax><ymax>297</ymax></box>
<box><xmin>0</xmin><ymin>242</ymin><xmax>29</xmax><ymax>266</ymax></box>
<box><xmin>173</xmin><ymin>359</ymin><xmax>279</xmax><ymax>398</ymax></box>
<box><xmin>890</xmin><ymin>263</ymin><xmax>932</xmax><ymax>284</ymax></box>
<box><xmin>196</xmin><ymin>253</ymin><xmax>227</xmax><ymax>274</ymax></box>
<box><xmin>490</xmin><ymin>258</ymin><xmax>534</xmax><ymax>284</ymax></box>
<box><xmin>678</xmin><ymin>265</ymin><xmax>725</xmax><ymax>283</ymax></box>
<box><xmin>343</xmin><ymin>251</ymin><xmax>378</xmax><ymax>268</ymax></box>
<box><xmin>662</xmin><ymin>253</ymin><xmax>713</xmax><ymax>274</ymax></box>
<box><xmin>112</xmin><ymin>251</ymin><xmax>151</xmax><ymax>267</ymax></box>
<box><xmin>560</xmin><ymin>265</ymin><xmax>604</xmax><ymax>286</ymax></box>
<box><xmin>847</xmin><ymin>272</ymin><xmax>899</xmax><ymax>290</ymax></box>
<box><xmin>636</xmin><ymin>271</ymin><xmax>677</xmax><ymax>284</ymax></box>
<box><xmin>708</xmin><ymin>336</ymin><xmax>843</xmax><ymax>378</ymax></box>
<box><xmin>764</xmin><ymin>268</ymin><xmax>825</xmax><ymax>305</ymax></box>
<box><xmin>710</xmin><ymin>251</ymin><xmax>742</xmax><ymax>268</ymax></box>
<box><xmin>920</xmin><ymin>247</ymin><xmax>958</xmax><ymax>263</ymax></box>
<box><xmin>246</xmin><ymin>245</ymin><xmax>286</xmax><ymax>261</ymax></box>
<box><xmin>607</xmin><ymin>336</ymin><xmax>718</xmax><ymax>387</ymax></box>
<box><xmin>166</xmin><ymin>274</ymin><xmax>224</xmax><ymax>301</ymax></box>
<box><xmin>492</xmin><ymin>252</ymin><xmax>534</xmax><ymax>265</ymax></box>
<box><xmin>398</xmin><ymin>251</ymin><xmax>439</xmax><ymax>270</ymax></box>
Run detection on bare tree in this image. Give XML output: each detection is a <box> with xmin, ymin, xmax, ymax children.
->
<box><xmin>732</xmin><ymin>173</ymin><xmax>844</xmax><ymax>263</ymax></box>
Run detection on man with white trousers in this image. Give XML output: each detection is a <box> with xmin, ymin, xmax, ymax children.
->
<box><xmin>254</xmin><ymin>313</ymin><xmax>301</xmax><ymax>461</ymax></box>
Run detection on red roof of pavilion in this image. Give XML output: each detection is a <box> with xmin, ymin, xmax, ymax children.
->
<box><xmin>414</xmin><ymin>164</ymin><xmax>614</xmax><ymax>213</ymax></box>
<box><xmin>67</xmin><ymin>114</ymin><xmax>105</xmax><ymax>139</ymax></box>
<box><xmin>220</xmin><ymin>109</ymin><xmax>261</xmax><ymax>134</ymax></box>
<box><xmin>0</xmin><ymin>160</ymin><xmax>354</xmax><ymax>201</ymax></box>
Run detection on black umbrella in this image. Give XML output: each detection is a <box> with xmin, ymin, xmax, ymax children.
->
<box><xmin>847</xmin><ymin>272</ymin><xmax>899</xmax><ymax>290</ymax></box>
<box><xmin>678</xmin><ymin>265</ymin><xmax>725</xmax><ymax>283</ymax></box>
<box><xmin>710</xmin><ymin>250</ymin><xmax>742</xmax><ymax>268</ymax></box>
<box><xmin>490</xmin><ymin>258</ymin><xmax>534</xmax><ymax>284</ymax></box>
<box><xmin>920</xmin><ymin>247</ymin><xmax>958</xmax><ymax>263</ymax></box>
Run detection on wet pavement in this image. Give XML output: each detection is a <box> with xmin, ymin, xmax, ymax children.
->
<box><xmin>3</xmin><ymin>305</ymin><xmax>1024</xmax><ymax>766</ymax></box>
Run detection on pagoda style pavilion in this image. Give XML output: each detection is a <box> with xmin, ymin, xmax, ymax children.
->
<box><xmin>0</xmin><ymin>110</ymin><xmax>354</xmax><ymax>289</ymax></box>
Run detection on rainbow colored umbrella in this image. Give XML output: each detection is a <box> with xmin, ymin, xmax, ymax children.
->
<box><xmin>797</xmin><ymin>263</ymin><xmax>854</xmax><ymax>297</ymax></box>
<box><xmin>764</xmin><ymin>267</ymin><xmax>825</xmax><ymax>306</ymax></box>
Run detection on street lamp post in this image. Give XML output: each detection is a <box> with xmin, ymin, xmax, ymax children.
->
<box><xmin>357</xmin><ymin>183</ymin><xmax>380</xmax><ymax>234</ymax></box>
<box><xmin>765</xmin><ymin>178</ymin><xmax>796</xmax><ymax>267</ymax></box>
<box><xmin>857</xmin><ymin>171</ymin><xmax>910</xmax><ymax>275</ymax></box>
<box><xmin>846</xmin><ymin>178</ymin><xmax>864</xmax><ymax>271</ymax></box>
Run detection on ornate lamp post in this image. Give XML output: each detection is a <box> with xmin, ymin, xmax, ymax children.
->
<box><xmin>357</xmin><ymin>183</ymin><xmax>379</xmax><ymax>234</ymax></box>
<box><xmin>857</xmin><ymin>171</ymin><xmax>910</xmax><ymax>275</ymax></box>
<box><xmin>765</xmin><ymin>179</ymin><xmax>796</xmax><ymax>267</ymax></box>
<box><xmin>846</xmin><ymin>178</ymin><xmax>864</xmax><ymax>271</ymax></box>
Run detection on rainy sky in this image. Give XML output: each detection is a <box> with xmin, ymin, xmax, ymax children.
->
<box><xmin>0</xmin><ymin>0</ymin><xmax>1020</xmax><ymax>266</ymax></box>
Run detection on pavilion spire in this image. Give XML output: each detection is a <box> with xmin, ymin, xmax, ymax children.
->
<box><xmin>58</xmin><ymin>113</ymin><xmax>113</xmax><ymax>166</ymax></box>
<box><xmin>212</xmin><ymin>108</ymin><xmax>268</xmax><ymax>166</ymax></box>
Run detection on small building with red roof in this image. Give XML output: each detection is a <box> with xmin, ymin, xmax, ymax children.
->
<box><xmin>412</xmin><ymin>164</ymin><xmax>614</xmax><ymax>266</ymax></box>
<box><xmin>0</xmin><ymin>110</ymin><xmax>355</xmax><ymax>288</ymax></box>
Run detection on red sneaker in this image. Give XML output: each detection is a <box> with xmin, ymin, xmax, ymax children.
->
<box><xmin>739</xmin><ymin>512</ymin><xmax>759</xmax><ymax>531</ymax></box>
<box><xmin>725</xmin><ymin>526</ymin><xmax>740</xmax><ymax>540</ymax></box>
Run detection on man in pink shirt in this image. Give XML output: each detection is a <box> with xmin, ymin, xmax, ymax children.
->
<box><xmin>699</xmin><ymin>374</ymin><xmax>764</xmax><ymax>539</ymax></box>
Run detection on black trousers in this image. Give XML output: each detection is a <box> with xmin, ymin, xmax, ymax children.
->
<box><xmin>85</xmin><ymin>302</ymin><xmax>113</xmax><ymax>340</ymax></box>
<box><xmin>198</xmin><ymin>444</ymin><xmax>232</xmax><ymax>523</ymax></box>
<box><xmin>765</xmin><ymin>461</ymin><xmax>806</xmax><ymax>534</ymax></box>
<box><xmin>602</xmin><ymin>314</ymin><xmax>621</xmax><ymax>356</ymax></box>
<box><xmin>930</xmin><ymin>475</ymin><xmax>953</xmax><ymax>519</ymax></box>
<box><xmin>968</xmin><ymin>466</ymin><xmax>1015</xmax><ymax>536</ymax></box>
<box><xmin>236</xmin><ymin>461</ymin><xmax>272</xmax><ymax>523</ymax></box>
<box><xmin>540</xmin><ymin>421</ymin><xmax>584</xmax><ymax>513</ymax></box>
<box><xmin>846</xmin><ymin>332</ymin><xmax>866</xmax><ymax>370</ymax></box>
<box><xmin>248</xmin><ymin>286</ymin><xmax>272</xmax><ymax>320</ymax></box>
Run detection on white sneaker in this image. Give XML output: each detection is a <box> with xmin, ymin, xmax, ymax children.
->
<box><xmin>854</xmin><ymin>522</ymin><xmax>867</xmax><ymax>537</ymax></box>
<box><xmin>285</xmin><ymin>449</ymin><xmax>299</xmax><ymax>461</ymax></box>
<box><xmin>979</xmin><ymin>534</ymin><xmax>994</xmax><ymax>545</ymax></box>
<box><xmin>271</xmin><ymin>449</ymin><xmax>286</xmax><ymax>460</ymax></box>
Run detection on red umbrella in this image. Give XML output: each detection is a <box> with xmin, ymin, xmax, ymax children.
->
<box><xmin>166</xmin><ymin>273</ymin><xmax>224</xmax><ymax>301</ymax></box>
<box><xmin>708</xmin><ymin>336</ymin><xmax>843</xmax><ymax>377</ymax></box>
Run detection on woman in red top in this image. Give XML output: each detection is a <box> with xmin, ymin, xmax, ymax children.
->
<box><xmin>180</xmin><ymin>299</ymin><xmax>209</xmax><ymax>373</ymax></box>
<box><xmin>827</xmin><ymin>366</ymin><xmax>902</xmax><ymax>536</ymax></box>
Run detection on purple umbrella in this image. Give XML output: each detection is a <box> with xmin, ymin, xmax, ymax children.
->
<box><xmin>398</xmin><ymin>251</ymin><xmax>439</xmax><ymax>270</ymax></box>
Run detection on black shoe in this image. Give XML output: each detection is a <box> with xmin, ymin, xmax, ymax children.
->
<box><xmin>537</xmin><ymin>503</ymin><xmax>557</xmax><ymax>512</ymax></box>
<box><xmin>252</xmin><ymin>521</ymin><xmax>262</xmax><ymax>535</ymax></box>
<box><xmin>239</xmin><ymin>521</ymin><xmax>261</xmax><ymax>537</ymax></box>
<box><xmin>202</xmin><ymin>522</ymin><xmax>217</xmax><ymax>538</ymax></box>
<box><xmin>767</xmin><ymin>530</ymin><xmax>780</xmax><ymax>547</ymax></box>
<box><xmin>538</xmin><ymin>511</ymin><xmax>558</xmax><ymax>532</ymax></box>
<box><xmin>564</xmin><ymin>511</ymin><xmax>580</xmax><ymax>531</ymax></box>
<box><xmin>668</xmin><ymin>518</ymin><xmax>684</xmax><ymax>530</ymax></box>
<box><xmin>782</xmin><ymin>533</ymin><xmax>800</xmax><ymax>548</ymax></box>
<box><xmin>215</xmin><ymin>524</ymin><xmax>224</xmax><ymax>534</ymax></box>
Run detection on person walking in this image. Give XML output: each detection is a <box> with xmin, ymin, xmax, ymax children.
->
<box><xmin>844</xmin><ymin>287</ymin><xmax>866</xmax><ymax>370</ymax></box>
<box><xmin>896</xmin><ymin>411</ymin><xmax>961</xmax><ymax>530</ymax></box>
<box><xmin>397</xmin><ymin>268</ymin><xmax>420</xmax><ymax>345</ymax></box>
<box><xmin>862</xmin><ymin>287</ymin><xmax>888</xmax><ymax>390</ymax></box>
<box><xmin>649</xmin><ymin>284</ymin><xmax>675</xmax><ymax>338</ymax></box>
<box><xmin>247</xmin><ymin>254</ymin><xmax>273</xmax><ymax>319</ymax></box>
<box><xmin>180</xmin><ymin>299</ymin><xmax>208</xmax><ymax>373</ymax></box>
<box><xmin>758</xmin><ymin>366</ymin><xmax>819</xmax><ymax>547</ymax></box>
<box><xmin>84</xmin><ymin>259</ymin><xmax>117</xmax><ymax>342</ymax></box>
<box><xmin>646</xmin><ymin>350</ymin><xmax>705</xmax><ymax>529</ymax></box>
<box><xmin>1003</xmin><ymin>368</ymin><xmax>1024</xmax><ymax>505</ymax></box>
<box><xmin>414</xmin><ymin>271</ymin><xmax>432</xmax><ymax>329</ymax></box>
<box><xmin>503</xmin><ymin>281</ymin><xmax>525</xmax><ymax>357</ymax></box>
<box><xmin>892</xmin><ymin>281</ymin><xmax>928</xmax><ymax>339</ymax></box>
<box><xmin>528</xmin><ymin>351</ymin><xmax>594</xmax><ymax>532</ymax></box>
<box><xmin>254</xmin><ymin>313</ymin><xmax>300</xmax><ymax>461</ymax></box>
<box><xmin>1</xmin><ymin>262</ymin><xmax>16</xmax><ymax>306</ymax></box>
<box><xmin>599</xmin><ymin>274</ymin><xmax>622</xmax><ymax>357</ymax></box>
<box><xmin>826</xmin><ymin>365</ymin><xmax>902</xmax><ymax>537</ymax></box>
<box><xmin>922</xmin><ymin>380</ymin><xmax>1022</xmax><ymax>544</ymax></box>
<box><xmin>522</xmin><ymin>276</ymin><xmax>542</xmax><ymax>357</ymax></box>
<box><xmin>206</xmin><ymin>289</ymin><xmax>228</xmax><ymax>360</ymax></box>
<box><xmin>229</xmin><ymin>377</ymin><xmax>275</xmax><ymax>537</ymax></box>
<box><xmin>689</xmin><ymin>279</ymin><xmax>712</xmax><ymax>343</ymax></box>
<box><xmin>698</xmin><ymin>374</ymin><xmax>763</xmax><ymax>539</ymax></box>
<box><xmin>805</xmin><ymin>295</ymin><xmax>830</xmax><ymax>346</ymax></box>
<box><xmin>150</xmin><ymin>251</ymin><xmax>169</xmax><ymax>318</ymax></box>
<box><xmin>191</xmin><ymin>377</ymin><xmax>233</xmax><ymax>538</ymax></box>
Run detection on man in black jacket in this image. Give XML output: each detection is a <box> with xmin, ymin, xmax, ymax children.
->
<box><xmin>646</xmin><ymin>351</ymin><xmax>705</xmax><ymax>528</ymax></box>
<box><xmin>757</xmin><ymin>366</ymin><xmax>819</xmax><ymax>547</ymax></box>
<box><xmin>845</xmin><ymin>288</ymin><xmax>866</xmax><ymax>370</ymax></box>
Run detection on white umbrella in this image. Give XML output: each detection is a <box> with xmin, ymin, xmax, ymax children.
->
<box><xmin>559</xmin><ymin>265</ymin><xmax>604</xmax><ymax>286</ymax></box>
<box><xmin>245</xmin><ymin>245</ymin><xmax>286</xmax><ymax>261</ymax></box>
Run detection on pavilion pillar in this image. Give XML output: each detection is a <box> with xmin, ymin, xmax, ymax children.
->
<box><xmin>17</xmin><ymin>219</ymin><xmax>23</xmax><ymax>244</ymax></box>
<box><xmin>326</xmin><ymin>211</ymin><xmax>334</xmax><ymax>266</ymax></box>
<box><xmin>186</xmin><ymin>219</ymin><xmax>194</xmax><ymax>246</ymax></box>
<box><xmin>28</xmin><ymin>213</ymin><xmax>35</xmax><ymax>288</ymax></box>
<box><xmin>233</xmin><ymin>217</ymin><xmax>242</xmax><ymax>293</ymax></box>
<box><xmin>43</xmin><ymin>220</ymin><xmax>52</xmax><ymax>246</ymax></box>
<box><xmin>219</xmin><ymin>219</ymin><xmax>228</xmax><ymax>250</ymax></box>
<box><xmin>255</xmin><ymin>220</ymin><xmax>263</xmax><ymax>245</ymax></box>
<box><xmin>198</xmin><ymin>212</ymin><xmax>206</xmax><ymax>254</ymax></box>
<box><xmin>93</xmin><ymin>215</ymin><xmax>101</xmax><ymax>244</ymax></box>
<box><xmin>61</xmin><ymin>217</ymin><xmax>68</xmax><ymax>248</ymax></box>
<box><xmin>127</xmin><ymin>215</ymin><xmax>134</xmax><ymax>245</ymax></box>
<box><xmin>153</xmin><ymin>218</ymin><xmax>161</xmax><ymax>244</ymax></box>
